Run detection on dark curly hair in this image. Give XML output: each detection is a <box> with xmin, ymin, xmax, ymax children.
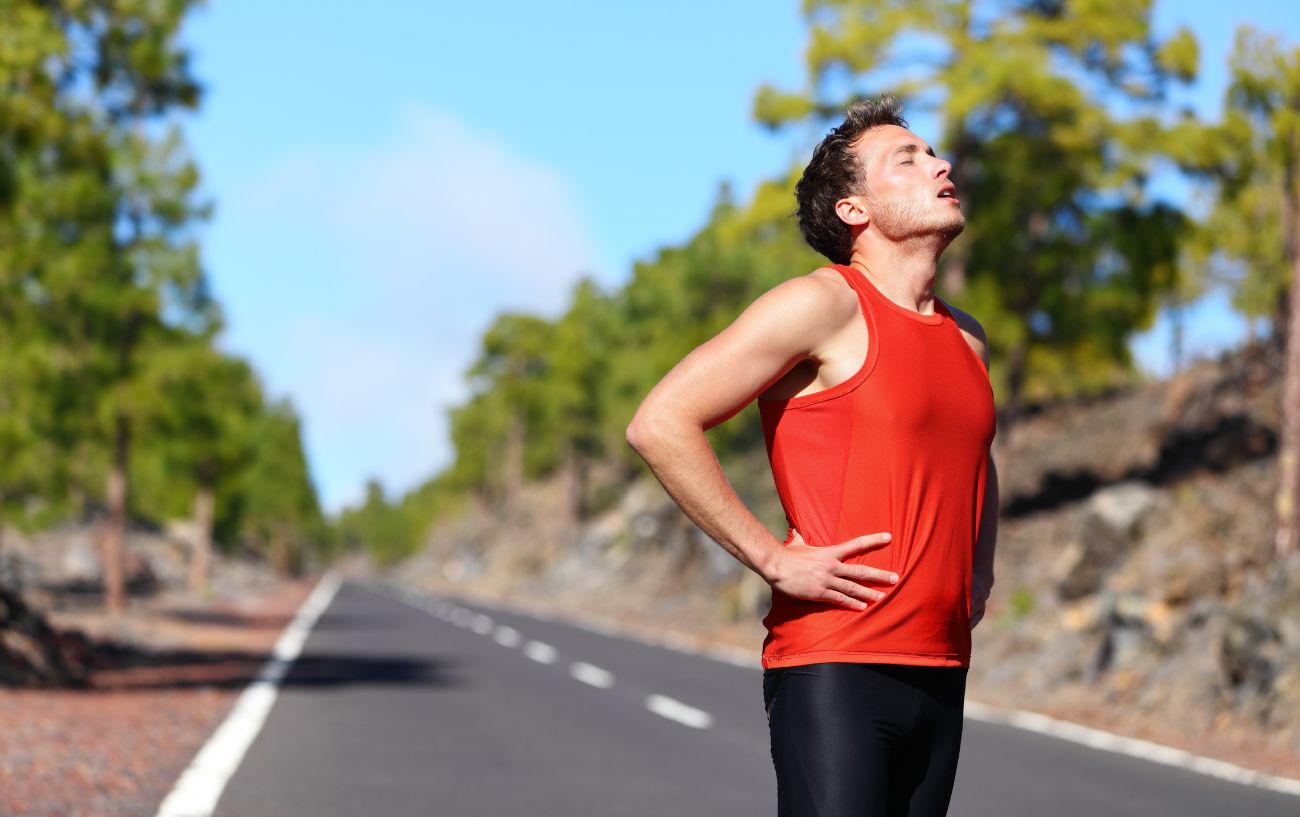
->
<box><xmin>795</xmin><ymin>94</ymin><xmax>907</xmax><ymax>264</ymax></box>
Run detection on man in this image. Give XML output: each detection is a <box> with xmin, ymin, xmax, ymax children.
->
<box><xmin>625</xmin><ymin>94</ymin><xmax>998</xmax><ymax>816</ymax></box>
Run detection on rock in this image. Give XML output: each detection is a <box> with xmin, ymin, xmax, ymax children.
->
<box><xmin>1138</xmin><ymin>619</ymin><xmax>1226</xmax><ymax>729</ymax></box>
<box><xmin>0</xmin><ymin>584</ymin><xmax>88</xmax><ymax>688</ymax></box>
<box><xmin>1091</xmin><ymin>481</ymin><xmax>1162</xmax><ymax>535</ymax></box>
<box><xmin>1060</xmin><ymin>594</ymin><xmax>1107</xmax><ymax>632</ymax></box>
<box><xmin>1114</xmin><ymin>592</ymin><xmax>1178</xmax><ymax>643</ymax></box>
<box><xmin>61</xmin><ymin>534</ymin><xmax>101</xmax><ymax>584</ymax></box>
<box><xmin>1056</xmin><ymin>481</ymin><xmax>1161</xmax><ymax>600</ymax></box>
<box><xmin>1219</xmin><ymin>614</ymin><xmax>1281</xmax><ymax>697</ymax></box>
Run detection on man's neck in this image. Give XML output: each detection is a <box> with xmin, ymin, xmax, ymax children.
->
<box><xmin>849</xmin><ymin>235</ymin><xmax>947</xmax><ymax>316</ymax></box>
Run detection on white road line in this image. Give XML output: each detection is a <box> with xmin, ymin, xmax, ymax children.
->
<box><xmin>388</xmin><ymin>582</ymin><xmax>1300</xmax><ymax>798</ymax></box>
<box><xmin>523</xmin><ymin>640</ymin><xmax>558</xmax><ymax>664</ymax></box>
<box><xmin>645</xmin><ymin>694</ymin><xmax>713</xmax><ymax>729</ymax></box>
<box><xmin>570</xmin><ymin>662</ymin><xmax>615</xmax><ymax>689</ymax></box>
<box><xmin>470</xmin><ymin>613</ymin><xmax>494</xmax><ymax>634</ymax></box>
<box><xmin>964</xmin><ymin>701</ymin><xmax>1300</xmax><ymax>798</ymax></box>
<box><xmin>153</xmin><ymin>572</ymin><xmax>341</xmax><ymax>817</ymax></box>
<box><xmin>494</xmin><ymin>626</ymin><xmax>522</xmax><ymax>648</ymax></box>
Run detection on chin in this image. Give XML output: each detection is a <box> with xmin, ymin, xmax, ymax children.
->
<box><xmin>931</xmin><ymin>214</ymin><xmax>965</xmax><ymax>243</ymax></box>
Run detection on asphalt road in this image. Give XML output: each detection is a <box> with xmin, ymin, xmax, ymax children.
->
<box><xmin>210</xmin><ymin>579</ymin><xmax>1300</xmax><ymax>816</ymax></box>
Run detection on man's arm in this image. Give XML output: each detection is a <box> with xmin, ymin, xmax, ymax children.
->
<box><xmin>971</xmin><ymin>454</ymin><xmax>999</xmax><ymax>627</ymax></box>
<box><xmin>948</xmin><ymin>302</ymin><xmax>999</xmax><ymax>627</ymax></box>
<box><xmin>626</xmin><ymin>272</ymin><xmax>897</xmax><ymax>612</ymax></box>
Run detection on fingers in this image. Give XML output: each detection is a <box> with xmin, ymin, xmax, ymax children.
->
<box><xmin>824</xmin><ymin>589</ymin><xmax>867</xmax><ymax>611</ymax></box>
<box><xmin>838</xmin><ymin>563</ymin><xmax>900</xmax><ymax>585</ymax></box>
<box><xmin>836</xmin><ymin>532</ymin><xmax>892</xmax><ymax>556</ymax></box>
<box><xmin>827</xmin><ymin>578</ymin><xmax>886</xmax><ymax>608</ymax></box>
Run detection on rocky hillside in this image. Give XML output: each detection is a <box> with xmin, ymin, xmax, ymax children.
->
<box><xmin>395</xmin><ymin>339</ymin><xmax>1300</xmax><ymax>777</ymax></box>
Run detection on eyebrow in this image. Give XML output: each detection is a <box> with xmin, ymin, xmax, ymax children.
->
<box><xmin>892</xmin><ymin>143</ymin><xmax>937</xmax><ymax>159</ymax></box>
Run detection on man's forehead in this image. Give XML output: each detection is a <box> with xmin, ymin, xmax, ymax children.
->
<box><xmin>854</xmin><ymin>125</ymin><xmax>933</xmax><ymax>163</ymax></box>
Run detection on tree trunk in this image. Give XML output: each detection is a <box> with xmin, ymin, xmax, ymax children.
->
<box><xmin>939</xmin><ymin>119</ymin><xmax>975</xmax><ymax>296</ymax></box>
<box><xmin>556</xmin><ymin>450</ymin><xmax>588</xmax><ymax>525</ymax></box>
<box><xmin>270</xmin><ymin>528</ymin><xmax>292</xmax><ymax>577</ymax></box>
<box><xmin>101</xmin><ymin>414</ymin><xmax>129</xmax><ymax>614</ymax></box>
<box><xmin>189</xmin><ymin>481</ymin><xmax>215</xmax><ymax>596</ymax></box>
<box><xmin>940</xmin><ymin>248</ymin><xmax>968</xmax><ymax>297</ymax></box>
<box><xmin>1003</xmin><ymin>337</ymin><xmax>1029</xmax><ymax>428</ymax></box>
<box><xmin>1274</xmin><ymin>171</ymin><xmax>1300</xmax><ymax>559</ymax></box>
<box><xmin>502</xmin><ymin>414</ymin><xmax>525</xmax><ymax>510</ymax></box>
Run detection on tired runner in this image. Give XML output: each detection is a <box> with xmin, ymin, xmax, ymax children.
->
<box><xmin>626</xmin><ymin>94</ymin><xmax>999</xmax><ymax>816</ymax></box>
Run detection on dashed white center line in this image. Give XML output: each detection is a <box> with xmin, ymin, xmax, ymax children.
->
<box><xmin>494</xmin><ymin>626</ymin><xmax>522</xmax><ymax>647</ymax></box>
<box><xmin>570</xmin><ymin>662</ymin><xmax>615</xmax><ymax>688</ymax></box>
<box><xmin>524</xmin><ymin>640</ymin><xmax>558</xmax><ymax>664</ymax></box>
<box><xmin>645</xmin><ymin>694</ymin><xmax>713</xmax><ymax>729</ymax></box>
<box><xmin>394</xmin><ymin>587</ymin><xmax>719</xmax><ymax>735</ymax></box>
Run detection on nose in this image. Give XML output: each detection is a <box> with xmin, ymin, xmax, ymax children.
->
<box><xmin>932</xmin><ymin>156</ymin><xmax>952</xmax><ymax>178</ymax></box>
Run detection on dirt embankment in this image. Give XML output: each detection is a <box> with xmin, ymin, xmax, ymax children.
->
<box><xmin>0</xmin><ymin>523</ymin><xmax>321</xmax><ymax>817</ymax></box>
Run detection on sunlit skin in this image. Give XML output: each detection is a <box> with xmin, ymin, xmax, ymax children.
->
<box><xmin>626</xmin><ymin>123</ymin><xmax>997</xmax><ymax>626</ymax></box>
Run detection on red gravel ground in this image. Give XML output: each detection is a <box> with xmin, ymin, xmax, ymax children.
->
<box><xmin>0</xmin><ymin>577</ymin><xmax>317</xmax><ymax>817</ymax></box>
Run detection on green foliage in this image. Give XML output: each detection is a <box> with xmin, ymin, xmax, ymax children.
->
<box><xmin>129</xmin><ymin>341</ymin><xmax>263</xmax><ymax>539</ymax></box>
<box><xmin>332</xmin><ymin>474</ymin><xmax>466</xmax><ymax>566</ymax></box>
<box><xmin>1174</xmin><ymin>27</ymin><xmax>1300</xmax><ymax>324</ymax></box>
<box><xmin>238</xmin><ymin>401</ymin><xmax>324</xmax><ymax>568</ymax></box>
<box><xmin>0</xmin><ymin>1</ymin><xmax>324</xmax><ymax>572</ymax></box>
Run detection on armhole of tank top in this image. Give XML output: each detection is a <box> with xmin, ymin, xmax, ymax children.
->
<box><xmin>759</xmin><ymin>265</ymin><xmax>880</xmax><ymax>410</ymax></box>
<box><xmin>938</xmin><ymin>297</ymin><xmax>991</xmax><ymax>380</ymax></box>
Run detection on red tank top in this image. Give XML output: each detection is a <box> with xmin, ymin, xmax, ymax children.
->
<box><xmin>757</xmin><ymin>263</ymin><xmax>996</xmax><ymax>669</ymax></box>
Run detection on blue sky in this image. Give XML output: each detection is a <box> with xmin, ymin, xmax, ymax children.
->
<box><xmin>181</xmin><ymin>1</ymin><xmax>1300</xmax><ymax>513</ymax></box>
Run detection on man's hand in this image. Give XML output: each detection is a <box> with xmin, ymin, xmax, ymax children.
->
<box><xmin>970</xmin><ymin>572</ymin><xmax>993</xmax><ymax>630</ymax></box>
<box><xmin>767</xmin><ymin>529</ymin><xmax>899</xmax><ymax>611</ymax></box>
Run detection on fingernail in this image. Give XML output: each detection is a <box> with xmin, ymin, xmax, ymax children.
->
<box><xmin>883</xmin><ymin>533</ymin><xmax>892</xmax><ymax>541</ymax></box>
<box><xmin>890</xmin><ymin>574</ymin><xmax>899</xmax><ymax>583</ymax></box>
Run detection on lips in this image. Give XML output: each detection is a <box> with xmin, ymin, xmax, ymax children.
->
<box><xmin>937</xmin><ymin>182</ymin><xmax>957</xmax><ymax>200</ymax></box>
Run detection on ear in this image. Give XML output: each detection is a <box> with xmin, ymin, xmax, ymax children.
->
<box><xmin>834</xmin><ymin>194</ymin><xmax>870</xmax><ymax>228</ymax></box>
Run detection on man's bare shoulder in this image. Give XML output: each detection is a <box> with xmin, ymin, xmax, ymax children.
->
<box><xmin>761</xmin><ymin>266</ymin><xmax>859</xmax><ymax>323</ymax></box>
<box><xmin>725</xmin><ymin>266</ymin><xmax>860</xmax><ymax>362</ymax></box>
<box><xmin>943</xmin><ymin>300</ymin><xmax>990</xmax><ymax>367</ymax></box>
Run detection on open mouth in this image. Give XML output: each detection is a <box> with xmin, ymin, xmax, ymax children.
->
<box><xmin>937</xmin><ymin>184</ymin><xmax>957</xmax><ymax>200</ymax></box>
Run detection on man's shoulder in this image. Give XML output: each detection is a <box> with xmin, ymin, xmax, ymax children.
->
<box><xmin>735</xmin><ymin>266</ymin><xmax>860</xmax><ymax>355</ymax></box>
<box><xmin>765</xmin><ymin>265</ymin><xmax>858</xmax><ymax>317</ymax></box>
<box><xmin>942</xmin><ymin>300</ymin><xmax>990</xmax><ymax>365</ymax></box>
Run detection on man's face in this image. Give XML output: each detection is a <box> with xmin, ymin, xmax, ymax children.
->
<box><xmin>848</xmin><ymin>124</ymin><xmax>964</xmax><ymax>243</ymax></box>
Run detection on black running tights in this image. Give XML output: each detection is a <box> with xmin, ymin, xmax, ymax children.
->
<box><xmin>762</xmin><ymin>661</ymin><xmax>968</xmax><ymax>817</ymax></box>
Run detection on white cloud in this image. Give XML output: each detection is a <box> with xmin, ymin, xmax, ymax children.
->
<box><xmin>212</xmin><ymin>105</ymin><xmax>603</xmax><ymax>512</ymax></box>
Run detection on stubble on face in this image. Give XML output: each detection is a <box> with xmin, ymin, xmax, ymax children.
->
<box><xmin>855</xmin><ymin>128</ymin><xmax>966</xmax><ymax>244</ymax></box>
<box><xmin>865</xmin><ymin>186</ymin><xmax>965</xmax><ymax>243</ymax></box>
